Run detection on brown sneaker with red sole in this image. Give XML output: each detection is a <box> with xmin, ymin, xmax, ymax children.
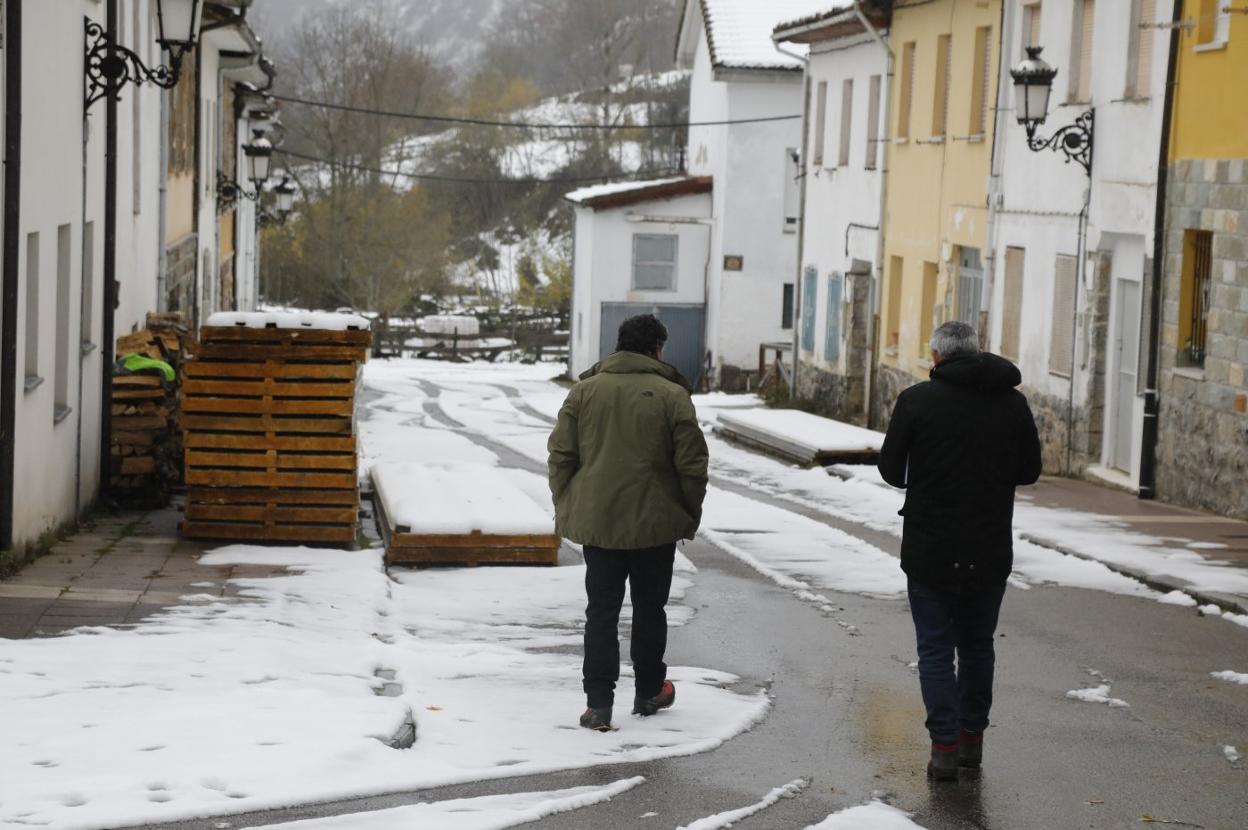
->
<box><xmin>632</xmin><ymin>679</ymin><xmax>676</xmax><ymax>716</ymax></box>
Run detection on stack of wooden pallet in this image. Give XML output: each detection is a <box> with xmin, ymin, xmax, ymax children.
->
<box><xmin>110</xmin><ymin>314</ymin><xmax>194</xmax><ymax>506</ymax></box>
<box><xmin>180</xmin><ymin>313</ymin><xmax>372</xmax><ymax>544</ymax></box>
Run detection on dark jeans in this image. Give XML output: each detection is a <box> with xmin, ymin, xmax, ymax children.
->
<box><xmin>583</xmin><ymin>543</ymin><xmax>676</xmax><ymax>709</ymax></box>
<box><xmin>907</xmin><ymin>578</ymin><xmax>1007</xmax><ymax>744</ymax></box>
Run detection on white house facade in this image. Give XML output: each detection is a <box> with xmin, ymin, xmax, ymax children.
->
<box><xmin>775</xmin><ymin>5</ymin><xmax>889</xmax><ymax>422</ymax></box>
<box><xmin>990</xmin><ymin>0</ymin><xmax>1172</xmax><ymax>485</ymax></box>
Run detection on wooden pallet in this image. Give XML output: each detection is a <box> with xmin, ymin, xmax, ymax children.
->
<box><xmin>373</xmin><ymin>482</ymin><xmax>559</xmax><ymax>567</ymax></box>
<box><xmin>183</xmin><ymin>487</ymin><xmax>359</xmax><ymax>544</ymax></box>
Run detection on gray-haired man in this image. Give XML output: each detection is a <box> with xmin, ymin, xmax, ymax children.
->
<box><xmin>877</xmin><ymin>321</ymin><xmax>1042</xmax><ymax>781</ymax></box>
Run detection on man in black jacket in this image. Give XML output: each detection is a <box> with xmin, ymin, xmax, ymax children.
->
<box><xmin>878</xmin><ymin>321</ymin><xmax>1042</xmax><ymax>782</ymax></box>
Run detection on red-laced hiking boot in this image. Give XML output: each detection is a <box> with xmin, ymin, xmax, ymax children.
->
<box><xmin>579</xmin><ymin>706</ymin><xmax>612</xmax><ymax>732</ymax></box>
<box><xmin>632</xmin><ymin>680</ymin><xmax>676</xmax><ymax>716</ymax></box>
<box><xmin>927</xmin><ymin>741</ymin><xmax>960</xmax><ymax>782</ymax></box>
<box><xmin>959</xmin><ymin>730</ymin><xmax>983</xmax><ymax>768</ymax></box>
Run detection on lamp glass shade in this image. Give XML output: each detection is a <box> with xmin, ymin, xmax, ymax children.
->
<box><xmin>156</xmin><ymin>0</ymin><xmax>203</xmax><ymax>48</ymax></box>
<box><xmin>1009</xmin><ymin>46</ymin><xmax>1057</xmax><ymax>127</ymax></box>
<box><xmin>277</xmin><ymin>189</ymin><xmax>295</xmax><ymax>213</ymax></box>
<box><xmin>244</xmin><ymin>138</ymin><xmax>273</xmax><ymax>184</ymax></box>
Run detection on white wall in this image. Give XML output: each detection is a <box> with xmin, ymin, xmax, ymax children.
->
<box><xmin>568</xmin><ymin>191</ymin><xmax>713</xmax><ymax>378</ymax></box>
<box><xmin>197</xmin><ymin>35</ymin><xmax>224</xmax><ymax>319</ymax></box>
<box><xmin>799</xmin><ymin>34</ymin><xmax>888</xmax><ymax>374</ymax></box>
<box><xmin>991</xmin><ymin>0</ymin><xmax>1171</xmax><ymax>484</ymax></box>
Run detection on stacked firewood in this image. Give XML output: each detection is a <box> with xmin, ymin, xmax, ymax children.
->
<box><xmin>109</xmin><ymin>312</ymin><xmax>195</xmax><ymax>507</ymax></box>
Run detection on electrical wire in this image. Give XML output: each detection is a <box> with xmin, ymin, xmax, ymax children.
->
<box><xmin>275</xmin><ymin>147</ymin><xmax>683</xmax><ymax>186</ymax></box>
<box><xmin>271</xmin><ymin>93</ymin><xmax>801</xmax><ymax>130</ymax></box>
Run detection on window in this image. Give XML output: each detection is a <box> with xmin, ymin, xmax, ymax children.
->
<box><xmin>1179</xmin><ymin>230</ymin><xmax>1213</xmax><ymax>367</ymax></box>
<box><xmin>898</xmin><ymin>42</ymin><xmax>916</xmax><ymax>139</ymax></box>
<box><xmin>932</xmin><ymin>34</ymin><xmax>952</xmax><ymax>138</ymax></box>
<box><xmin>955</xmin><ymin>247</ymin><xmax>984</xmax><ymax>329</ymax></box>
<box><xmin>825</xmin><ymin>275</ymin><xmax>843</xmax><ymax>361</ymax></box>
<box><xmin>969</xmin><ymin>27</ymin><xmax>992</xmax><ymax>136</ymax></box>
<box><xmin>1022</xmin><ymin>2</ymin><xmax>1042</xmax><ymax>49</ymax></box>
<box><xmin>1050</xmin><ymin>254</ymin><xmax>1078</xmax><ymax>376</ymax></box>
<box><xmin>782</xmin><ymin>283</ymin><xmax>795</xmax><ymax>330</ymax></box>
<box><xmin>1069</xmin><ymin>0</ymin><xmax>1095</xmax><ymax>103</ymax></box>
<box><xmin>1001</xmin><ymin>246</ymin><xmax>1026</xmax><ymax>360</ymax></box>
<box><xmin>81</xmin><ymin>222</ymin><xmax>95</xmax><ymax>350</ymax></box>
<box><xmin>1127</xmin><ymin>0</ymin><xmax>1155</xmax><ymax>97</ymax></box>
<box><xmin>631</xmin><ymin>234</ymin><xmax>677</xmax><ymax>290</ymax></box>
<box><xmin>54</xmin><ymin>225</ymin><xmax>72</xmax><ymax>420</ymax></box>
<box><xmin>838</xmin><ymin>79</ymin><xmax>854</xmax><ymax>167</ymax></box>
<box><xmin>813</xmin><ymin>81</ymin><xmax>828</xmax><ymax>167</ymax></box>
<box><xmin>920</xmin><ymin>261</ymin><xmax>939</xmax><ymax>358</ymax></box>
<box><xmin>783</xmin><ymin>148</ymin><xmax>800</xmax><ymax>231</ymax></box>
<box><xmin>24</xmin><ymin>232</ymin><xmax>40</xmax><ymax>388</ymax></box>
<box><xmin>801</xmin><ymin>267</ymin><xmax>818</xmax><ymax>353</ymax></box>
<box><xmin>887</xmin><ymin>255</ymin><xmax>904</xmax><ymax>350</ymax></box>
<box><xmin>865</xmin><ymin>75</ymin><xmax>881</xmax><ymax>170</ymax></box>
<box><xmin>1196</xmin><ymin>0</ymin><xmax>1230</xmax><ymax>46</ymax></box>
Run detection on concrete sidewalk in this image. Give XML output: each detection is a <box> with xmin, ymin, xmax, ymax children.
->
<box><xmin>0</xmin><ymin>503</ymin><xmax>286</xmax><ymax>639</ymax></box>
<box><xmin>1019</xmin><ymin>475</ymin><xmax>1248</xmax><ymax>612</ymax></box>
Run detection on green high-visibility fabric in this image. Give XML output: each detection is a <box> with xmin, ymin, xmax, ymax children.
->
<box><xmin>120</xmin><ymin>353</ymin><xmax>175</xmax><ymax>382</ymax></box>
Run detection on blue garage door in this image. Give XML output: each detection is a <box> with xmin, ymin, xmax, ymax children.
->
<box><xmin>600</xmin><ymin>303</ymin><xmax>706</xmax><ymax>390</ymax></box>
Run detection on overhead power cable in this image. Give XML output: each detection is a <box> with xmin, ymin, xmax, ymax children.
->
<box><xmin>275</xmin><ymin>147</ymin><xmax>683</xmax><ymax>186</ymax></box>
<box><xmin>271</xmin><ymin>93</ymin><xmax>801</xmax><ymax>130</ymax></box>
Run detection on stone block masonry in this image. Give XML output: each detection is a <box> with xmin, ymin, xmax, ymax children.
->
<box><xmin>1156</xmin><ymin>160</ymin><xmax>1248</xmax><ymax>520</ymax></box>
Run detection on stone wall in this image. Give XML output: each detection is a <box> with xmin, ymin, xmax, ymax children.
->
<box><xmin>794</xmin><ymin>271</ymin><xmax>872</xmax><ymax>423</ymax></box>
<box><xmin>869</xmin><ymin>362</ymin><xmax>920</xmax><ymax>431</ymax></box>
<box><xmin>164</xmin><ymin>233</ymin><xmax>197</xmax><ymax>316</ymax></box>
<box><xmin>1156</xmin><ymin>159</ymin><xmax>1248</xmax><ymax>519</ymax></box>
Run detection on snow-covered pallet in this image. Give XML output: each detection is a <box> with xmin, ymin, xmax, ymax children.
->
<box><xmin>715</xmin><ymin>409</ymin><xmax>884</xmax><ymax>467</ymax></box>
<box><xmin>180</xmin><ymin>322</ymin><xmax>372</xmax><ymax>545</ymax></box>
<box><xmin>373</xmin><ymin>463</ymin><xmax>559</xmax><ymax>567</ymax></box>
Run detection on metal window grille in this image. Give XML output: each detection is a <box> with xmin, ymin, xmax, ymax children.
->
<box><xmin>632</xmin><ymin>234</ymin><xmax>678</xmax><ymax>290</ymax></box>
<box><xmin>1187</xmin><ymin>231</ymin><xmax>1212</xmax><ymax>366</ymax></box>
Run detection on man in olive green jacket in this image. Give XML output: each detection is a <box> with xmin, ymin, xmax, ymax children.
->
<box><xmin>548</xmin><ymin>314</ymin><xmax>709</xmax><ymax>732</ymax></box>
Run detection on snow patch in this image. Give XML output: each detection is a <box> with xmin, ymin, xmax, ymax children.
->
<box><xmin>678</xmin><ymin>778</ymin><xmax>808</xmax><ymax>830</ymax></box>
<box><xmin>1224</xmin><ymin>745</ymin><xmax>1241</xmax><ymax>764</ymax></box>
<box><xmin>806</xmin><ymin>799</ymin><xmax>928</xmax><ymax>829</ymax></box>
<box><xmin>1157</xmin><ymin>590</ymin><xmax>1198</xmax><ymax>607</ymax></box>
<box><xmin>1210</xmin><ymin>670</ymin><xmax>1248</xmax><ymax>686</ymax></box>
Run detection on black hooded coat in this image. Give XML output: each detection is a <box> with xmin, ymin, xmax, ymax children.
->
<box><xmin>877</xmin><ymin>352</ymin><xmax>1042</xmax><ymax>592</ymax></box>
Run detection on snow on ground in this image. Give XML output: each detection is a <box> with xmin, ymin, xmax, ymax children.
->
<box><xmin>806</xmin><ymin>800</ymin><xmax>928</xmax><ymax>829</ymax></box>
<box><xmin>677</xmin><ymin>778</ymin><xmax>808</xmax><ymax>830</ymax></box>
<box><xmin>0</xmin><ymin>546</ymin><xmax>764</xmax><ymax>829</ymax></box>
<box><xmin>1065</xmin><ymin>671</ymin><xmax>1129</xmax><ymax>708</ymax></box>
<box><xmin>254</xmin><ymin>778</ymin><xmax>645</xmax><ymax>829</ymax></box>
<box><xmin>1211</xmin><ymin>670</ymin><xmax>1248</xmax><ymax>685</ymax></box>
<box><xmin>1225</xmin><ymin>746</ymin><xmax>1242</xmax><ymax>764</ymax></box>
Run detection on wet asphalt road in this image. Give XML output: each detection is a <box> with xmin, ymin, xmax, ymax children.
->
<box><xmin>141</xmin><ymin>381</ymin><xmax>1248</xmax><ymax>830</ymax></box>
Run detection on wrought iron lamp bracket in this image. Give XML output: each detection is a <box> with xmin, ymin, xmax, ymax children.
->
<box><xmin>217</xmin><ymin>172</ymin><xmax>260</xmax><ymax>210</ymax></box>
<box><xmin>1023</xmin><ymin>109</ymin><xmax>1094</xmax><ymax>177</ymax></box>
<box><xmin>85</xmin><ymin>19</ymin><xmax>182</xmax><ymax>112</ymax></box>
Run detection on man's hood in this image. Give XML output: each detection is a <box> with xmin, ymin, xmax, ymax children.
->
<box><xmin>930</xmin><ymin>352</ymin><xmax>1021</xmax><ymax>392</ymax></box>
<box><xmin>579</xmin><ymin>351</ymin><xmax>691</xmax><ymax>389</ymax></box>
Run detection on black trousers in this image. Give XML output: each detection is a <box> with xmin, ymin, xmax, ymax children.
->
<box><xmin>582</xmin><ymin>542</ymin><xmax>677</xmax><ymax>709</ymax></box>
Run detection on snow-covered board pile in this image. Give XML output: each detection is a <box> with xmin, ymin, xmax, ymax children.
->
<box><xmin>372</xmin><ymin>462</ymin><xmax>559</xmax><ymax>566</ymax></box>
<box><xmin>716</xmin><ymin>408</ymin><xmax>885</xmax><ymax>466</ymax></box>
<box><xmin>206</xmin><ymin>310</ymin><xmax>371</xmax><ymax>331</ymax></box>
<box><xmin>419</xmin><ymin>315</ymin><xmax>481</xmax><ymax>336</ymax></box>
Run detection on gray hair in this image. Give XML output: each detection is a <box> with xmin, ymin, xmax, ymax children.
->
<box><xmin>929</xmin><ymin>321</ymin><xmax>979</xmax><ymax>359</ymax></box>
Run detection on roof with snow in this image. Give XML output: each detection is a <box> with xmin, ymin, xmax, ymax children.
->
<box><xmin>774</xmin><ymin>4</ymin><xmax>887</xmax><ymax>45</ymax></box>
<box><xmin>677</xmin><ymin>0</ymin><xmax>841</xmax><ymax>71</ymax></box>
<box><xmin>565</xmin><ymin>176</ymin><xmax>713</xmax><ymax>211</ymax></box>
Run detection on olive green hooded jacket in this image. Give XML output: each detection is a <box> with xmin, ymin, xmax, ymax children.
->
<box><xmin>547</xmin><ymin>351</ymin><xmax>709</xmax><ymax>549</ymax></box>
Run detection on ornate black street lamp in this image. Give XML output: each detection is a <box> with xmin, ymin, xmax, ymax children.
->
<box><xmin>1009</xmin><ymin>46</ymin><xmax>1093</xmax><ymax>176</ymax></box>
<box><xmin>86</xmin><ymin>0</ymin><xmax>204</xmax><ymax>111</ymax></box>
<box><xmin>217</xmin><ymin>136</ymin><xmax>273</xmax><ymax>206</ymax></box>
<box><xmin>274</xmin><ymin>177</ymin><xmax>296</xmax><ymax>214</ymax></box>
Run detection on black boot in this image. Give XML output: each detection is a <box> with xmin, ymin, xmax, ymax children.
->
<box><xmin>959</xmin><ymin>730</ymin><xmax>983</xmax><ymax>768</ymax></box>
<box><xmin>633</xmin><ymin>679</ymin><xmax>676</xmax><ymax>716</ymax></box>
<box><xmin>927</xmin><ymin>741</ymin><xmax>960</xmax><ymax>782</ymax></box>
<box><xmin>579</xmin><ymin>706</ymin><xmax>612</xmax><ymax>732</ymax></box>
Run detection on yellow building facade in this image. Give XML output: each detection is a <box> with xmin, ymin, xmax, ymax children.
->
<box><xmin>1153</xmin><ymin>3</ymin><xmax>1248</xmax><ymax>519</ymax></box>
<box><xmin>875</xmin><ymin>0</ymin><xmax>1001</xmax><ymax>420</ymax></box>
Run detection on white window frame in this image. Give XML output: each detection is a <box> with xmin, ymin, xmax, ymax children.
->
<box><xmin>631</xmin><ymin>233</ymin><xmax>678</xmax><ymax>291</ymax></box>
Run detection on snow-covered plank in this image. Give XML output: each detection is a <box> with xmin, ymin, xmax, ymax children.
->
<box><xmin>206</xmin><ymin>310</ymin><xmax>372</xmax><ymax>331</ymax></box>
<box><xmin>716</xmin><ymin>408</ymin><xmax>884</xmax><ymax>465</ymax></box>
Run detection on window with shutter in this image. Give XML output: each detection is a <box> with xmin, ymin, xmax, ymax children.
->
<box><xmin>920</xmin><ymin>262</ymin><xmax>939</xmax><ymax>358</ymax></box>
<box><xmin>933</xmin><ymin>35</ymin><xmax>951</xmax><ymax>137</ymax></box>
<box><xmin>1071</xmin><ymin>0</ymin><xmax>1095</xmax><ymax>103</ymax></box>
<box><xmin>1002</xmin><ymin>247</ymin><xmax>1025</xmax><ymax>360</ymax></box>
<box><xmin>887</xmin><ymin>256</ymin><xmax>904</xmax><ymax>352</ymax></box>
<box><xmin>1128</xmin><ymin>0</ymin><xmax>1154</xmax><ymax>97</ymax></box>
<box><xmin>898</xmin><ymin>42</ymin><xmax>916</xmax><ymax>139</ymax></box>
<box><xmin>813</xmin><ymin>81</ymin><xmax>828</xmax><ymax>167</ymax></box>
<box><xmin>1022</xmin><ymin>2</ymin><xmax>1042</xmax><ymax>49</ymax></box>
<box><xmin>839</xmin><ymin>79</ymin><xmax>854</xmax><ymax>167</ymax></box>
<box><xmin>866</xmin><ymin>75</ymin><xmax>881</xmax><ymax>169</ymax></box>
<box><xmin>1049</xmin><ymin>254</ymin><xmax>1078</xmax><ymax>376</ymax></box>
<box><xmin>970</xmin><ymin>27</ymin><xmax>992</xmax><ymax>135</ymax></box>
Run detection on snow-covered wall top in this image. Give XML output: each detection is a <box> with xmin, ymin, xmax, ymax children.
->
<box><xmin>696</xmin><ymin>0</ymin><xmax>834</xmax><ymax>70</ymax></box>
<box><xmin>205</xmin><ymin>311</ymin><xmax>372</xmax><ymax>331</ymax></box>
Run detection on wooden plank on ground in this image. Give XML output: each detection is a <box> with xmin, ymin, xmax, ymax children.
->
<box><xmin>385</xmin><ymin>546</ymin><xmax>559</xmax><ymax>567</ymax></box>
<box><xmin>185</xmin><ymin>503</ymin><xmax>358</xmax><ymax>524</ymax></box>
<box><xmin>181</xmin><ymin>521</ymin><xmax>357</xmax><ymax>544</ymax></box>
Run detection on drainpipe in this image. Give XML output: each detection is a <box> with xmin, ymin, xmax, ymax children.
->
<box><xmin>772</xmin><ymin>42</ymin><xmax>809</xmax><ymax>397</ymax></box>
<box><xmin>981</xmin><ymin>0</ymin><xmax>1014</xmax><ymax>350</ymax></box>
<box><xmin>98</xmin><ymin>0</ymin><xmax>119</xmax><ymax>505</ymax></box>
<box><xmin>0</xmin><ymin>0</ymin><xmax>23</xmax><ymax>550</ymax></box>
<box><xmin>1139</xmin><ymin>0</ymin><xmax>1184</xmax><ymax>500</ymax></box>
<box><xmin>157</xmin><ymin>86</ymin><xmax>170</xmax><ymax>312</ymax></box>
<box><xmin>854</xmin><ymin>1</ymin><xmax>893</xmax><ymax>428</ymax></box>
